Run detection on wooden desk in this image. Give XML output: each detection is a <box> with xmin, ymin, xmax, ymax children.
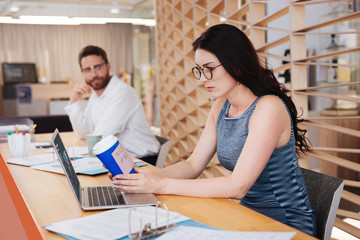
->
<box><xmin>0</xmin><ymin>132</ymin><xmax>317</xmax><ymax>240</ymax></box>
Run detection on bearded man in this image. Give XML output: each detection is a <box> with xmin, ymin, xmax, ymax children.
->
<box><xmin>65</xmin><ymin>45</ymin><xmax>159</xmax><ymax>160</ymax></box>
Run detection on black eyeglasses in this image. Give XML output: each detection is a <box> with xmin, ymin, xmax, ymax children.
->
<box><xmin>81</xmin><ymin>62</ymin><xmax>106</xmax><ymax>75</ymax></box>
<box><xmin>192</xmin><ymin>64</ymin><xmax>222</xmax><ymax>80</ymax></box>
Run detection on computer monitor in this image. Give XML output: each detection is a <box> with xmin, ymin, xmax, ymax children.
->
<box><xmin>2</xmin><ymin>63</ymin><xmax>38</xmax><ymax>85</ymax></box>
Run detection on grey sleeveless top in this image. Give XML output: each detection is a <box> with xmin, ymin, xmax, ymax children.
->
<box><xmin>216</xmin><ymin>96</ymin><xmax>316</xmax><ymax>237</ymax></box>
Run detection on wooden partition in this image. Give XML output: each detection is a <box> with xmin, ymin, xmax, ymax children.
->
<box><xmin>156</xmin><ymin>0</ymin><xmax>360</xmax><ymax>238</ymax></box>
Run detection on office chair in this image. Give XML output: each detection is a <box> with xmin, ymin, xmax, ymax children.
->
<box><xmin>154</xmin><ymin>136</ymin><xmax>170</xmax><ymax>168</ymax></box>
<box><xmin>300</xmin><ymin>168</ymin><xmax>344</xmax><ymax>240</ymax></box>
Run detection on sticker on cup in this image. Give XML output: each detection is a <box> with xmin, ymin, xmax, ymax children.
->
<box><xmin>85</xmin><ymin>134</ymin><xmax>102</xmax><ymax>156</ymax></box>
<box><xmin>7</xmin><ymin>132</ymin><xmax>31</xmax><ymax>157</ymax></box>
<box><xmin>93</xmin><ymin>135</ymin><xmax>135</xmax><ymax>176</ymax></box>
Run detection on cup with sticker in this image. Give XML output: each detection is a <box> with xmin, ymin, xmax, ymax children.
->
<box><xmin>93</xmin><ymin>135</ymin><xmax>135</xmax><ymax>176</ymax></box>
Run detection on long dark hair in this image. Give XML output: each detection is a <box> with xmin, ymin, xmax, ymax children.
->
<box><xmin>192</xmin><ymin>24</ymin><xmax>310</xmax><ymax>155</ymax></box>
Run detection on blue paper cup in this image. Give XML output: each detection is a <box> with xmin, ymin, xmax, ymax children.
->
<box><xmin>93</xmin><ymin>135</ymin><xmax>135</xmax><ymax>176</ymax></box>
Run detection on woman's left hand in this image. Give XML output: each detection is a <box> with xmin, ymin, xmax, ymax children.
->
<box><xmin>111</xmin><ymin>165</ymin><xmax>165</xmax><ymax>194</ymax></box>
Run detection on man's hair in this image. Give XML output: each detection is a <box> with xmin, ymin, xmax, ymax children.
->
<box><xmin>78</xmin><ymin>45</ymin><xmax>109</xmax><ymax>68</ymax></box>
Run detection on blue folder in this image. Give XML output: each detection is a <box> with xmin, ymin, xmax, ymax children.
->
<box><xmin>53</xmin><ymin>219</ymin><xmax>217</xmax><ymax>240</ymax></box>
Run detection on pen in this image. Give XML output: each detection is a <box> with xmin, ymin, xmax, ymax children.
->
<box><xmin>29</xmin><ymin>124</ymin><xmax>37</xmax><ymax>134</ymax></box>
<box><xmin>15</xmin><ymin>124</ymin><xmax>19</xmax><ymax>134</ymax></box>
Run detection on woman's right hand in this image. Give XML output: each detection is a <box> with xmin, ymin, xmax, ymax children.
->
<box><xmin>110</xmin><ymin>165</ymin><xmax>166</xmax><ymax>194</ymax></box>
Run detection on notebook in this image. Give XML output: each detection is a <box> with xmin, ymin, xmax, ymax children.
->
<box><xmin>51</xmin><ymin>129</ymin><xmax>158</xmax><ymax>210</ymax></box>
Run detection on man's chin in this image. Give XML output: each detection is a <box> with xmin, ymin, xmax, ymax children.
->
<box><xmin>92</xmin><ymin>85</ymin><xmax>106</xmax><ymax>91</ymax></box>
<box><xmin>89</xmin><ymin>81</ymin><xmax>106</xmax><ymax>90</ymax></box>
<box><xmin>88</xmin><ymin>75</ymin><xmax>110</xmax><ymax>91</ymax></box>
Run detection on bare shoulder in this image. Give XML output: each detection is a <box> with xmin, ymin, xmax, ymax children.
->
<box><xmin>255</xmin><ymin>95</ymin><xmax>287</xmax><ymax>114</ymax></box>
<box><xmin>250</xmin><ymin>95</ymin><xmax>290</xmax><ymax>129</ymax></box>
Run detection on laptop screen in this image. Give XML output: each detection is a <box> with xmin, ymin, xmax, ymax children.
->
<box><xmin>52</xmin><ymin>129</ymin><xmax>80</xmax><ymax>201</ymax></box>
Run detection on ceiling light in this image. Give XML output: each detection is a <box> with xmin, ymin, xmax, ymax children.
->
<box><xmin>110</xmin><ymin>8</ymin><xmax>120</xmax><ymax>14</ymax></box>
<box><xmin>10</xmin><ymin>6</ymin><xmax>20</xmax><ymax>12</ymax></box>
<box><xmin>0</xmin><ymin>16</ymin><xmax>155</xmax><ymax>26</ymax></box>
<box><xmin>110</xmin><ymin>0</ymin><xmax>120</xmax><ymax>14</ymax></box>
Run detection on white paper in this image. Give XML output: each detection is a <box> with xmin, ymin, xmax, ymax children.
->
<box><xmin>31</xmin><ymin>157</ymin><xmax>106</xmax><ymax>174</ymax></box>
<box><xmin>157</xmin><ymin>226</ymin><xmax>296</xmax><ymax>240</ymax></box>
<box><xmin>44</xmin><ymin>206</ymin><xmax>190</xmax><ymax>240</ymax></box>
<box><xmin>6</xmin><ymin>153</ymin><xmax>54</xmax><ymax>166</ymax></box>
<box><xmin>67</xmin><ymin>146</ymin><xmax>89</xmax><ymax>156</ymax></box>
<box><xmin>37</xmin><ymin>145</ymin><xmax>88</xmax><ymax>158</ymax></box>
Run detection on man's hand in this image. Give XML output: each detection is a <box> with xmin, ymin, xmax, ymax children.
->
<box><xmin>69</xmin><ymin>82</ymin><xmax>92</xmax><ymax>104</ymax></box>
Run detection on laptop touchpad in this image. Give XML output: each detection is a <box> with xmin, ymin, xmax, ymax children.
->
<box><xmin>123</xmin><ymin>193</ymin><xmax>158</xmax><ymax>205</ymax></box>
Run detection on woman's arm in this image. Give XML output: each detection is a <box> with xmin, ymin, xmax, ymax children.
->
<box><xmin>108</xmin><ymin>97</ymin><xmax>224</xmax><ymax>182</ymax></box>
<box><xmin>112</xmin><ymin>96</ymin><xmax>290</xmax><ymax>199</ymax></box>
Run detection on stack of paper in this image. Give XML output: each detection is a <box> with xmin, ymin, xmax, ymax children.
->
<box><xmin>157</xmin><ymin>226</ymin><xmax>296</xmax><ymax>240</ymax></box>
<box><xmin>6</xmin><ymin>153</ymin><xmax>54</xmax><ymax>167</ymax></box>
<box><xmin>44</xmin><ymin>206</ymin><xmax>190</xmax><ymax>240</ymax></box>
<box><xmin>31</xmin><ymin>157</ymin><xmax>108</xmax><ymax>175</ymax></box>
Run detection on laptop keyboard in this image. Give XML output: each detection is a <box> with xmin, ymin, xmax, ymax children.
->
<box><xmin>88</xmin><ymin>186</ymin><xmax>125</xmax><ymax>207</ymax></box>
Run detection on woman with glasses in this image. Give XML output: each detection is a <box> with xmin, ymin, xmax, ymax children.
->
<box><xmin>110</xmin><ymin>24</ymin><xmax>316</xmax><ymax>237</ymax></box>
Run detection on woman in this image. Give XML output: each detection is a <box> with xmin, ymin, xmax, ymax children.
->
<box><xmin>110</xmin><ymin>24</ymin><xmax>316</xmax><ymax>236</ymax></box>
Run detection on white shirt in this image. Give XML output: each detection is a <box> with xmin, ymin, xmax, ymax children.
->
<box><xmin>65</xmin><ymin>75</ymin><xmax>159</xmax><ymax>158</ymax></box>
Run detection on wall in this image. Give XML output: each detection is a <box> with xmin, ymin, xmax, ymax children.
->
<box><xmin>0</xmin><ymin>23</ymin><xmax>133</xmax><ymax>85</ymax></box>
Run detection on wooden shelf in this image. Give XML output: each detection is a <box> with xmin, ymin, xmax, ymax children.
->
<box><xmin>304</xmin><ymin>120</ymin><xmax>360</xmax><ymax>137</ymax></box>
<box><xmin>256</xmin><ymin>35</ymin><xmax>289</xmax><ymax>52</ymax></box>
<box><xmin>307</xmin><ymin>150</ymin><xmax>360</xmax><ymax>172</ymax></box>
<box><xmin>294</xmin><ymin>0</ymin><xmax>353</xmax><ymax>5</ymax></box>
<box><xmin>294</xmin><ymin>12</ymin><xmax>360</xmax><ymax>33</ymax></box>
<box><xmin>295</xmin><ymin>82</ymin><xmax>360</xmax><ymax>91</ymax></box>
<box><xmin>312</xmin><ymin>146</ymin><xmax>360</xmax><ymax>154</ymax></box>
<box><xmin>253</xmin><ymin>6</ymin><xmax>289</xmax><ymax>27</ymax></box>
<box><xmin>295</xmin><ymin>90</ymin><xmax>360</xmax><ymax>103</ymax></box>
<box><xmin>295</xmin><ymin>47</ymin><xmax>360</xmax><ymax>62</ymax></box>
<box><xmin>337</xmin><ymin>209</ymin><xmax>360</xmax><ymax>220</ymax></box>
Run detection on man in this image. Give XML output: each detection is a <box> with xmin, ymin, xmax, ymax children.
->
<box><xmin>65</xmin><ymin>45</ymin><xmax>159</xmax><ymax>160</ymax></box>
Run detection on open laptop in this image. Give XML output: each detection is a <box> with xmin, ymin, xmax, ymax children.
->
<box><xmin>51</xmin><ymin>129</ymin><xmax>158</xmax><ymax>210</ymax></box>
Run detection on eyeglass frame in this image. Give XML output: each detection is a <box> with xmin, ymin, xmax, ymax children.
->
<box><xmin>192</xmin><ymin>64</ymin><xmax>222</xmax><ymax>80</ymax></box>
<box><xmin>81</xmin><ymin>62</ymin><xmax>107</xmax><ymax>75</ymax></box>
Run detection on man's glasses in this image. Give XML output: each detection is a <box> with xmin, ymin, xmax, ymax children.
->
<box><xmin>81</xmin><ymin>62</ymin><xmax>106</xmax><ymax>75</ymax></box>
<box><xmin>192</xmin><ymin>64</ymin><xmax>222</xmax><ymax>80</ymax></box>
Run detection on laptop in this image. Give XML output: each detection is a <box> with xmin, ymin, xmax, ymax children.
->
<box><xmin>51</xmin><ymin>129</ymin><xmax>158</xmax><ymax>210</ymax></box>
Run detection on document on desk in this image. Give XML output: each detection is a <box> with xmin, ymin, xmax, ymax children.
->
<box><xmin>63</xmin><ymin>146</ymin><xmax>89</xmax><ymax>156</ymax></box>
<box><xmin>6</xmin><ymin>153</ymin><xmax>54</xmax><ymax>166</ymax></box>
<box><xmin>31</xmin><ymin>157</ymin><xmax>108</xmax><ymax>175</ymax></box>
<box><xmin>43</xmin><ymin>206</ymin><xmax>190</xmax><ymax>240</ymax></box>
<box><xmin>156</xmin><ymin>226</ymin><xmax>296</xmax><ymax>240</ymax></box>
<box><xmin>35</xmin><ymin>145</ymin><xmax>89</xmax><ymax>157</ymax></box>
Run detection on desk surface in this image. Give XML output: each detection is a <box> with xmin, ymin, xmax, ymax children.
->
<box><xmin>0</xmin><ymin>132</ymin><xmax>317</xmax><ymax>240</ymax></box>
